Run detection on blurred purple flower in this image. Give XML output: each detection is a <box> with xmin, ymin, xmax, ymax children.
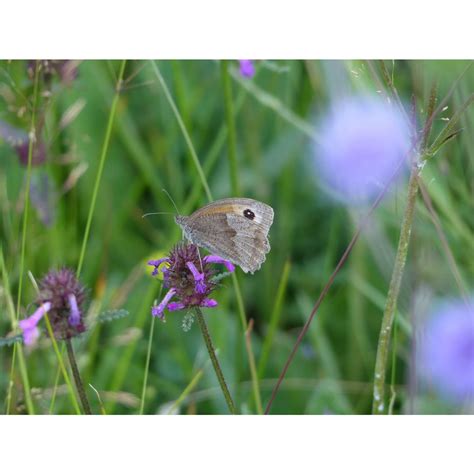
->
<box><xmin>0</xmin><ymin>120</ymin><xmax>47</xmax><ymax>167</ymax></box>
<box><xmin>419</xmin><ymin>298</ymin><xmax>474</xmax><ymax>403</ymax></box>
<box><xmin>148</xmin><ymin>243</ymin><xmax>234</xmax><ymax>320</ymax></box>
<box><xmin>15</xmin><ymin>140</ymin><xmax>47</xmax><ymax>166</ymax></box>
<box><xmin>30</xmin><ymin>172</ymin><xmax>56</xmax><ymax>227</ymax></box>
<box><xmin>239</xmin><ymin>60</ymin><xmax>255</xmax><ymax>78</ymax></box>
<box><xmin>316</xmin><ymin>96</ymin><xmax>412</xmax><ymax>204</ymax></box>
<box><xmin>19</xmin><ymin>268</ymin><xmax>87</xmax><ymax>345</ymax></box>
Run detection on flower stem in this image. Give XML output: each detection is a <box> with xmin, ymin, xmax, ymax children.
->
<box><xmin>194</xmin><ymin>307</ymin><xmax>236</xmax><ymax>414</ymax></box>
<box><xmin>66</xmin><ymin>339</ymin><xmax>92</xmax><ymax>415</ymax></box>
<box><xmin>372</xmin><ymin>165</ymin><xmax>420</xmax><ymax>414</ymax></box>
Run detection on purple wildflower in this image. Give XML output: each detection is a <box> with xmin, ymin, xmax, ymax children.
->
<box><xmin>15</xmin><ymin>140</ymin><xmax>47</xmax><ymax>167</ymax></box>
<box><xmin>19</xmin><ymin>302</ymin><xmax>52</xmax><ymax>346</ymax></box>
<box><xmin>148</xmin><ymin>243</ymin><xmax>234</xmax><ymax>320</ymax></box>
<box><xmin>18</xmin><ymin>268</ymin><xmax>87</xmax><ymax>345</ymax></box>
<box><xmin>239</xmin><ymin>60</ymin><xmax>255</xmax><ymax>78</ymax></box>
<box><xmin>315</xmin><ymin>96</ymin><xmax>412</xmax><ymax>204</ymax></box>
<box><xmin>0</xmin><ymin>121</ymin><xmax>47</xmax><ymax>167</ymax></box>
<box><xmin>419</xmin><ymin>298</ymin><xmax>474</xmax><ymax>403</ymax></box>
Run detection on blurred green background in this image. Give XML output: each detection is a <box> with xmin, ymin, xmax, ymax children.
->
<box><xmin>0</xmin><ymin>60</ymin><xmax>472</xmax><ymax>414</ymax></box>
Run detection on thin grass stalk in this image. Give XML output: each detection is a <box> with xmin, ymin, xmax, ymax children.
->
<box><xmin>107</xmin><ymin>280</ymin><xmax>157</xmax><ymax>413</ymax></box>
<box><xmin>258</xmin><ymin>259</ymin><xmax>291</xmax><ymax>377</ymax></box>
<box><xmin>10</xmin><ymin>63</ymin><xmax>42</xmax><ymax>414</ymax></box>
<box><xmin>151</xmin><ymin>61</ymin><xmax>212</xmax><ymax>202</ymax></box>
<box><xmin>76</xmin><ymin>59</ymin><xmax>126</xmax><ymax>277</ymax></box>
<box><xmin>372</xmin><ymin>165</ymin><xmax>419</xmax><ymax>414</ymax></box>
<box><xmin>245</xmin><ymin>320</ymin><xmax>263</xmax><ymax>414</ymax></box>
<box><xmin>139</xmin><ymin>309</ymin><xmax>157</xmax><ymax>415</ymax></box>
<box><xmin>1</xmin><ymin>247</ymin><xmax>35</xmax><ymax>414</ymax></box>
<box><xmin>167</xmin><ymin>369</ymin><xmax>205</xmax><ymax>415</ymax></box>
<box><xmin>264</xmin><ymin>159</ymin><xmax>406</xmax><ymax>414</ymax></box>
<box><xmin>194</xmin><ymin>307</ymin><xmax>236</xmax><ymax>414</ymax></box>
<box><xmin>221</xmin><ymin>60</ymin><xmax>240</xmax><ymax>196</ymax></box>
<box><xmin>42</xmin><ymin>314</ymin><xmax>82</xmax><ymax>414</ymax></box>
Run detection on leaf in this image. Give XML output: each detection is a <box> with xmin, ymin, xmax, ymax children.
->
<box><xmin>96</xmin><ymin>309</ymin><xmax>129</xmax><ymax>324</ymax></box>
<box><xmin>427</xmin><ymin>93</ymin><xmax>474</xmax><ymax>156</ymax></box>
<box><xmin>0</xmin><ymin>334</ymin><xmax>23</xmax><ymax>347</ymax></box>
<box><xmin>210</xmin><ymin>271</ymin><xmax>233</xmax><ymax>284</ymax></box>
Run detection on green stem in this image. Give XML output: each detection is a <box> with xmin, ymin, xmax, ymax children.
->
<box><xmin>372</xmin><ymin>165</ymin><xmax>420</xmax><ymax>414</ymax></box>
<box><xmin>10</xmin><ymin>63</ymin><xmax>42</xmax><ymax>414</ymax></box>
<box><xmin>151</xmin><ymin>61</ymin><xmax>213</xmax><ymax>202</ymax></box>
<box><xmin>65</xmin><ymin>339</ymin><xmax>92</xmax><ymax>415</ymax></box>
<box><xmin>139</xmin><ymin>312</ymin><xmax>156</xmax><ymax>415</ymax></box>
<box><xmin>76</xmin><ymin>59</ymin><xmax>126</xmax><ymax>277</ymax></box>
<box><xmin>245</xmin><ymin>320</ymin><xmax>263</xmax><ymax>414</ymax></box>
<box><xmin>194</xmin><ymin>307</ymin><xmax>236</xmax><ymax>414</ymax></box>
<box><xmin>221</xmin><ymin>60</ymin><xmax>240</xmax><ymax>196</ymax></box>
<box><xmin>41</xmin><ymin>313</ymin><xmax>82</xmax><ymax>414</ymax></box>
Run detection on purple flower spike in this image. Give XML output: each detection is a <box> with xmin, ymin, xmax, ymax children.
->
<box><xmin>19</xmin><ymin>302</ymin><xmax>52</xmax><ymax>346</ymax></box>
<box><xmin>201</xmin><ymin>299</ymin><xmax>218</xmax><ymax>308</ymax></box>
<box><xmin>186</xmin><ymin>261</ymin><xmax>207</xmax><ymax>294</ymax></box>
<box><xmin>67</xmin><ymin>293</ymin><xmax>81</xmax><ymax>326</ymax></box>
<box><xmin>147</xmin><ymin>243</ymin><xmax>233</xmax><ymax>320</ymax></box>
<box><xmin>168</xmin><ymin>302</ymin><xmax>186</xmax><ymax>311</ymax></box>
<box><xmin>316</xmin><ymin>96</ymin><xmax>412</xmax><ymax>205</ymax></box>
<box><xmin>419</xmin><ymin>298</ymin><xmax>474</xmax><ymax>403</ymax></box>
<box><xmin>239</xmin><ymin>60</ymin><xmax>255</xmax><ymax>78</ymax></box>
<box><xmin>148</xmin><ymin>258</ymin><xmax>169</xmax><ymax>276</ymax></box>
<box><xmin>152</xmin><ymin>288</ymin><xmax>177</xmax><ymax>319</ymax></box>
<box><xmin>203</xmin><ymin>255</ymin><xmax>235</xmax><ymax>273</ymax></box>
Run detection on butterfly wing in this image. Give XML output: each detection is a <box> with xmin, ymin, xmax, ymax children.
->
<box><xmin>179</xmin><ymin>198</ymin><xmax>274</xmax><ymax>273</ymax></box>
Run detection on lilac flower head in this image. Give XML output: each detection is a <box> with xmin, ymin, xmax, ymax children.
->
<box><xmin>18</xmin><ymin>268</ymin><xmax>87</xmax><ymax>345</ymax></box>
<box><xmin>0</xmin><ymin>121</ymin><xmax>47</xmax><ymax>167</ymax></box>
<box><xmin>419</xmin><ymin>298</ymin><xmax>474</xmax><ymax>403</ymax></box>
<box><xmin>15</xmin><ymin>140</ymin><xmax>47</xmax><ymax>167</ymax></box>
<box><xmin>239</xmin><ymin>60</ymin><xmax>255</xmax><ymax>78</ymax></box>
<box><xmin>315</xmin><ymin>96</ymin><xmax>412</xmax><ymax>204</ymax></box>
<box><xmin>147</xmin><ymin>243</ymin><xmax>234</xmax><ymax>320</ymax></box>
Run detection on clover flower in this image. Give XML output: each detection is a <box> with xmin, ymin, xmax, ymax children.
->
<box><xmin>315</xmin><ymin>96</ymin><xmax>412</xmax><ymax>204</ymax></box>
<box><xmin>419</xmin><ymin>297</ymin><xmax>474</xmax><ymax>403</ymax></box>
<box><xmin>148</xmin><ymin>243</ymin><xmax>235</xmax><ymax>320</ymax></box>
<box><xmin>19</xmin><ymin>268</ymin><xmax>87</xmax><ymax>345</ymax></box>
<box><xmin>239</xmin><ymin>60</ymin><xmax>255</xmax><ymax>78</ymax></box>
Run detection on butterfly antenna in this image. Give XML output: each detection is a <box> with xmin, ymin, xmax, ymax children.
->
<box><xmin>142</xmin><ymin>211</ymin><xmax>175</xmax><ymax>218</ymax></box>
<box><xmin>162</xmin><ymin>189</ymin><xmax>180</xmax><ymax>215</ymax></box>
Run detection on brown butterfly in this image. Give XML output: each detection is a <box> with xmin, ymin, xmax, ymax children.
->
<box><xmin>175</xmin><ymin>198</ymin><xmax>274</xmax><ymax>273</ymax></box>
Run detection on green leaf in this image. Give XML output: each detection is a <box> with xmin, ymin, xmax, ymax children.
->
<box><xmin>96</xmin><ymin>309</ymin><xmax>130</xmax><ymax>324</ymax></box>
<box><xmin>0</xmin><ymin>334</ymin><xmax>23</xmax><ymax>347</ymax></box>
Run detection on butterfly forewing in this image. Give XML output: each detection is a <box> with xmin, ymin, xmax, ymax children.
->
<box><xmin>177</xmin><ymin>198</ymin><xmax>274</xmax><ymax>274</ymax></box>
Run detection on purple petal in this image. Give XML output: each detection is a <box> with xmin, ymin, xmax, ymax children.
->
<box><xmin>67</xmin><ymin>293</ymin><xmax>81</xmax><ymax>326</ymax></box>
<box><xmin>151</xmin><ymin>288</ymin><xmax>176</xmax><ymax>319</ymax></box>
<box><xmin>186</xmin><ymin>261</ymin><xmax>207</xmax><ymax>294</ymax></box>
<box><xmin>148</xmin><ymin>258</ymin><xmax>170</xmax><ymax>276</ymax></box>
<box><xmin>168</xmin><ymin>302</ymin><xmax>186</xmax><ymax>312</ymax></box>
<box><xmin>201</xmin><ymin>299</ymin><xmax>218</xmax><ymax>308</ymax></box>
<box><xmin>203</xmin><ymin>255</ymin><xmax>235</xmax><ymax>273</ymax></box>
<box><xmin>316</xmin><ymin>96</ymin><xmax>411</xmax><ymax>205</ymax></box>
<box><xmin>19</xmin><ymin>302</ymin><xmax>52</xmax><ymax>346</ymax></box>
<box><xmin>22</xmin><ymin>326</ymin><xmax>40</xmax><ymax>346</ymax></box>
<box><xmin>239</xmin><ymin>60</ymin><xmax>255</xmax><ymax>78</ymax></box>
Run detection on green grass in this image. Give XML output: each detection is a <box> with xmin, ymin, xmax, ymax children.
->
<box><xmin>0</xmin><ymin>60</ymin><xmax>472</xmax><ymax>414</ymax></box>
